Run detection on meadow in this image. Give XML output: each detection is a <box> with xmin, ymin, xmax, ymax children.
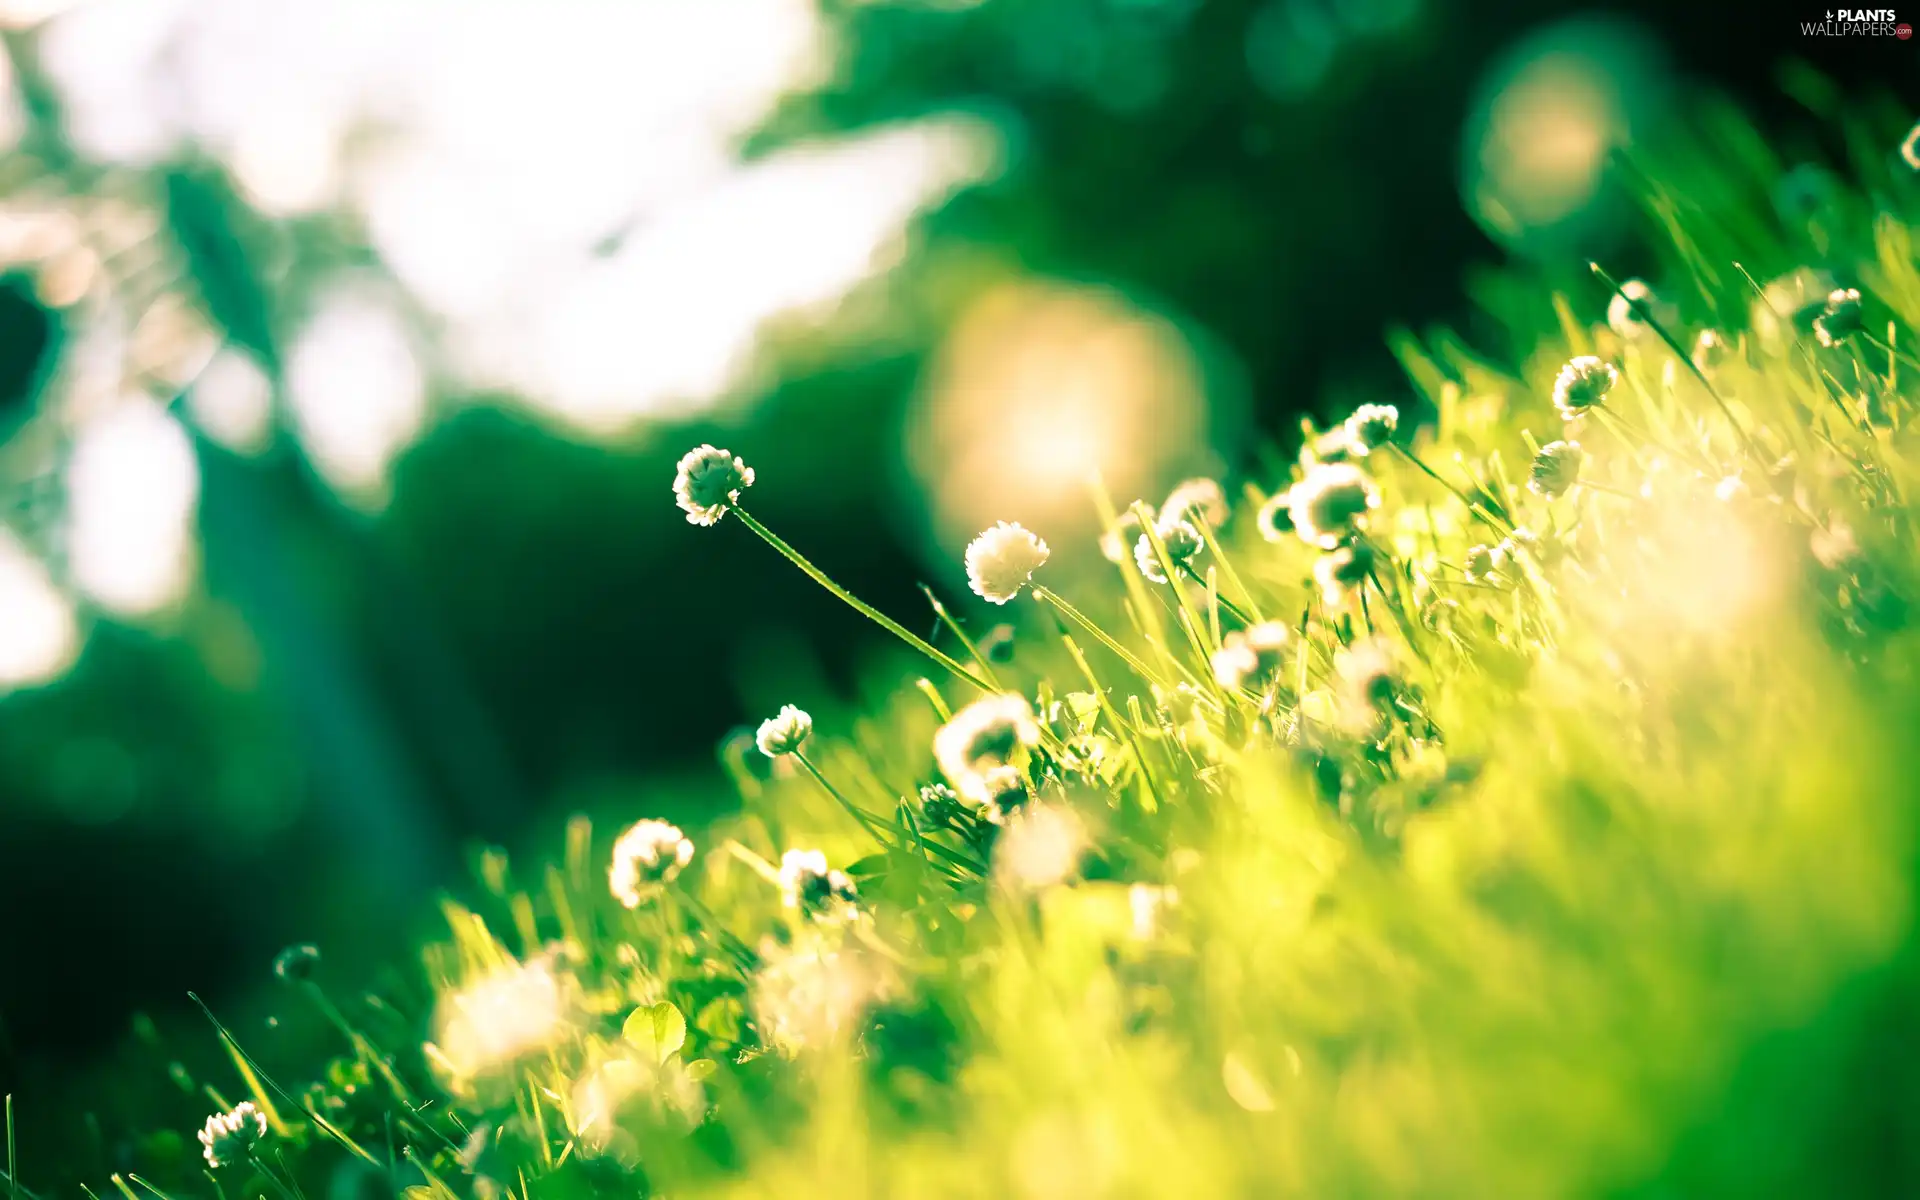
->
<box><xmin>17</xmin><ymin>103</ymin><xmax>1920</xmax><ymax>1200</ymax></box>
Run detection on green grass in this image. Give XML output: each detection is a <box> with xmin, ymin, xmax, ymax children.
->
<box><xmin>28</xmin><ymin>103</ymin><xmax>1920</xmax><ymax>1199</ymax></box>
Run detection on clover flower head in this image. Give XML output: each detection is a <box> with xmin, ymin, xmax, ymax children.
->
<box><xmin>917</xmin><ymin>783</ymin><xmax>969</xmax><ymax>831</ymax></box>
<box><xmin>993</xmin><ymin>803</ymin><xmax>1087</xmax><ymax>891</ymax></box>
<box><xmin>756</xmin><ymin>704</ymin><xmax>813</xmax><ymax>757</ymax></box>
<box><xmin>778</xmin><ymin>848</ymin><xmax>859</xmax><ymax>920</ymax></box>
<box><xmin>199</xmin><ymin>1101</ymin><xmax>268</xmax><ymax>1168</ymax></box>
<box><xmin>964</xmin><ymin>520</ymin><xmax>1049</xmax><ymax>604</ymax></box>
<box><xmin>1498</xmin><ymin>525</ymin><xmax>1548</xmax><ymax>567</ymax></box>
<box><xmin>1336</xmin><ymin>639</ymin><xmax>1398</xmax><ymax>721</ymax></box>
<box><xmin>1528</xmin><ymin>439</ymin><xmax>1585</xmax><ymax>498</ymax></box>
<box><xmin>1463</xmin><ymin>542</ymin><xmax>1508</xmax><ymax>585</ymax></box>
<box><xmin>1814</xmin><ymin>287</ymin><xmax>1864</xmax><ymax>347</ymax></box>
<box><xmin>1904</xmin><ymin>121</ymin><xmax>1920</xmax><ymax>171</ymax></box>
<box><xmin>935</xmin><ymin>693</ymin><xmax>1043</xmax><ymax>804</ymax></box>
<box><xmin>1692</xmin><ymin>328</ymin><xmax>1728</xmax><ymax>375</ymax></box>
<box><xmin>752</xmin><ymin>935</ymin><xmax>897</xmax><ymax>1056</ymax></box>
<box><xmin>1099</xmin><ymin>505</ymin><xmax>1152</xmax><ymax>564</ymax></box>
<box><xmin>1606</xmin><ymin>279</ymin><xmax>1663</xmax><ymax>339</ymax></box>
<box><xmin>1753</xmin><ymin>268</ymin><xmax>1838</xmax><ymax>343</ymax></box>
<box><xmin>978</xmin><ymin>764</ymin><xmax>1031</xmax><ymax>826</ymax></box>
<box><xmin>1304</xmin><ymin>426</ymin><xmax>1357</xmax><ymax>467</ymax></box>
<box><xmin>1134</xmin><ymin>519</ymin><xmax>1203</xmax><ymax>584</ymax></box>
<box><xmin>1160</xmin><ymin>477</ymin><xmax>1229</xmax><ymax>527</ymax></box>
<box><xmin>1314</xmin><ymin>540</ymin><xmax>1375</xmax><ymax>606</ymax></box>
<box><xmin>1552</xmin><ymin>356</ymin><xmax>1619</xmax><ymax>418</ymax></box>
<box><xmin>273</xmin><ymin>943</ymin><xmax>321</xmax><ymax>984</ymax></box>
<box><xmin>1290</xmin><ymin>463</ymin><xmax>1380</xmax><ymax>549</ymax></box>
<box><xmin>1255</xmin><ymin>489</ymin><xmax>1295</xmax><ymax>542</ymax></box>
<box><xmin>431</xmin><ymin>955</ymin><xmax>577</xmax><ymax>1094</ymax></box>
<box><xmin>1343</xmin><ymin>403</ymin><xmax>1399</xmax><ymax>453</ymax></box>
<box><xmin>1212</xmin><ymin>621</ymin><xmax>1290</xmax><ymax>691</ymax></box>
<box><xmin>671</xmin><ymin>444</ymin><xmax>754</xmax><ymax>526</ymax></box>
<box><xmin>609</xmin><ymin>819</ymin><xmax>695</xmax><ymax>908</ymax></box>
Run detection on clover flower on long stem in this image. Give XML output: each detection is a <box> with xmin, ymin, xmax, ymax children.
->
<box><xmin>1212</xmin><ymin>621</ymin><xmax>1289</xmax><ymax>692</ymax></box>
<box><xmin>1160</xmin><ymin>477</ymin><xmax>1228</xmax><ymax>527</ymax></box>
<box><xmin>1692</xmin><ymin>329</ymin><xmax>1728</xmax><ymax>375</ymax></box>
<box><xmin>935</xmin><ymin>692</ymin><xmax>1042</xmax><ymax>806</ymax></box>
<box><xmin>1134</xmin><ymin>518</ymin><xmax>1203</xmax><ymax>584</ymax></box>
<box><xmin>756</xmin><ymin>704</ymin><xmax>813</xmax><ymax>757</ymax></box>
<box><xmin>1290</xmin><ymin>463</ymin><xmax>1380</xmax><ymax>549</ymax></box>
<box><xmin>1553</xmin><ymin>356</ymin><xmax>1619</xmax><ymax>419</ymax></box>
<box><xmin>1343</xmin><ymin>403</ymin><xmax>1399</xmax><ymax>454</ymax></box>
<box><xmin>1099</xmin><ymin>505</ymin><xmax>1152</xmax><ymax>563</ymax></box>
<box><xmin>1255</xmin><ymin>489</ymin><xmax>1295</xmax><ymax>542</ymax></box>
<box><xmin>1528</xmin><ymin>440</ymin><xmax>1585</xmax><ymax>498</ymax></box>
<box><xmin>1463</xmin><ymin>543</ymin><xmax>1507</xmax><ymax>585</ymax></box>
<box><xmin>1815</xmin><ymin>287</ymin><xmax>1864</xmax><ymax>347</ymax></box>
<box><xmin>965</xmin><ymin>521</ymin><xmax>1050</xmax><ymax>604</ymax></box>
<box><xmin>671</xmin><ymin>444</ymin><xmax>754</xmax><ymax>526</ymax></box>
<box><xmin>1314</xmin><ymin>540</ymin><xmax>1375</xmax><ymax>606</ymax></box>
<box><xmin>777</xmin><ymin>848</ymin><xmax>860</xmax><ymax>921</ymax></box>
<box><xmin>1606</xmin><ymin>279</ymin><xmax>1670</xmax><ymax>340</ymax></box>
<box><xmin>198</xmin><ymin>1101</ymin><xmax>268</xmax><ymax>1168</ymax></box>
<box><xmin>692</xmin><ymin>463</ymin><xmax>990</xmax><ymax>691</ymax></box>
<box><xmin>609</xmin><ymin>819</ymin><xmax>695</xmax><ymax>908</ymax></box>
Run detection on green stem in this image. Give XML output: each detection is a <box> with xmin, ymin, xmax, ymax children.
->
<box><xmin>1591</xmin><ymin>261</ymin><xmax>1769</xmax><ymax>464</ymax></box>
<box><xmin>1389</xmin><ymin>444</ymin><xmax>1512</xmax><ymax>536</ymax></box>
<box><xmin>1179</xmin><ymin>563</ymin><xmax>1254</xmax><ymax>628</ymax></box>
<box><xmin>731</xmin><ymin>506</ymin><xmax>992</xmax><ymax>692</ymax></box>
<box><xmin>1032</xmin><ymin>587</ymin><xmax>1168</xmax><ymax>689</ymax></box>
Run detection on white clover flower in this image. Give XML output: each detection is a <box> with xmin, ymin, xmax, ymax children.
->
<box><xmin>1335</xmin><ymin>639</ymin><xmax>1397</xmax><ymax>729</ymax></box>
<box><xmin>1463</xmin><ymin>542</ymin><xmax>1507</xmax><ymax>585</ymax></box>
<box><xmin>1903</xmin><ymin>121</ymin><xmax>1920</xmax><ymax>171</ymax></box>
<box><xmin>1752</xmin><ymin>268</ymin><xmax>1838</xmax><ymax>344</ymax></box>
<box><xmin>1212</xmin><ymin>621</ymin><xmax>1290</xmax><ymax>691</ymax></box>
<box><xmin>1343</xmin><ymin>403</ymin><xmax>1399</xmax><ymax>453</ymax></box>
<box><xmin>608</xmin><ymin>819</ymin><xmax>695</xmax><ymax>909</ymax></box>
<box><xmin>1255</xmin><ymin>489</ymin><xmax>1295</xmax><ymax>542</ymax></box>
<box><xmin>977</xmin><ymin>763</ymin><xmax>1031</xmax><ymax>826</ymax></box>
<box><xmin>1528</xmin><ymin>439</ymin><xmax>1585</xmax><ymax>498</ymax></box>
<box><xmin>1606</xmin><ymin>279</ymin><xmax>1670</xmax><ymax>339</ymax></box>
<box><xmin>935</xmin><ymin>692</ymin><xmax>1042</xmax><ymax>805</ymax></box>
<box><xmin>755</xmin><ymin>704</ymin><xmax>813</xmax><ymax>757</ymax></box>
<box><xmin>993</xmin><ymin>803</ymin><xmax>1087</xmax><ymax>891</ymax></box>
<box><xmin>777</xmin><ymin>848</ymin><xmax>859</xmax><ymax>920</ymax></box>
<box><xmin>965</xmin><ymin>521</ymin><xmax>1050</xmax><ymax>604</ymax></box>
<box><xmin>1099</xmin><ymin>506</ymin><xmax>1152</xmax><ymax>564</ymax></box>
<box><xmin>1313</xmin><ymin>541</ymin><xmax>1375</xmax><ymax>606</ymax></box>
<box><xmin>1134</xmin><ymin>519</ymin><xmax>1204</xmax><ymax>584</ymax></box>
<box><xmin>671</xmin><ymin>444</ymin><xmax>754</xmax><ymax>526</ymax></box>
<box><xmin>1814</xmin><ymin>287</ymin><xmax>1864</xmax><ymax>347</ymax></box>
<box><xmin>752</xmin><ymin>934</ymin><xmax>897</xmax><ymax>1056</ymax></box>
<box><xmin>198</xmin><ymin>1101</ymin><xmax>268</xmax><ymax>1169</ymax></box>
<box><xmin>1692</xmin><ymin>328</ymin><xmax>1728</xmax><ymax>375</ymax></box>
<box><xmin>430</xmin><ymin>955</ymin><xmax>576</xmax><ymax>1093</ymax></box>
<box><xmin>1289</xmin><ymin>463</ymin><xmax>1380</xmax><ymax>550</ymax></box>
<box><xmin>1160</xmin><ymin>477</ymin><xmax>1229</xmax><ymax>527</ymax></box>
<box><xmin>1552</xmin><ymin>356</ymin><xmax>1619</xmax><ymax>419</ymax></box>
<box><xmin>570</xmin><ymin>1054</ymin><xmax>703</xmax><ymax>1149</ymax></box>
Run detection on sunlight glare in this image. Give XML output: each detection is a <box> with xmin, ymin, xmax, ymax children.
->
<box><xmin>66</xmin><ymin>398</ymin><xmax>199</xmax><ymax>615</ymax></box>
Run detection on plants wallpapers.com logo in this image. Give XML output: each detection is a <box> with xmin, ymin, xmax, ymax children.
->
<box><xmin>1802</xmin><ymin>8</ymin><xmax>1913</xmax><ymax>35</ymax></box>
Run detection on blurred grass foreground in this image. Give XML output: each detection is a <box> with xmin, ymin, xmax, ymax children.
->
<box><xmin>4</xmin><ymin>2</ymin><xmax>1920</xmax><ymax>1199</ymax></box>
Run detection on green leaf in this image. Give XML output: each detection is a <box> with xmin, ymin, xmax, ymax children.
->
<box><xmin>623</xmin><ymin>1001</ymin><xmax>688</xmax><ymax>1064</ymax></box>
<box><xmin>684</xmin><ymin>1058</ymin><xmax>719</xmax><ymax>1083</ymax></box>
<box><xmin>845</xmin><ymin>853</ymin><xmax>892</xmax><ymax>879</ymax></box>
